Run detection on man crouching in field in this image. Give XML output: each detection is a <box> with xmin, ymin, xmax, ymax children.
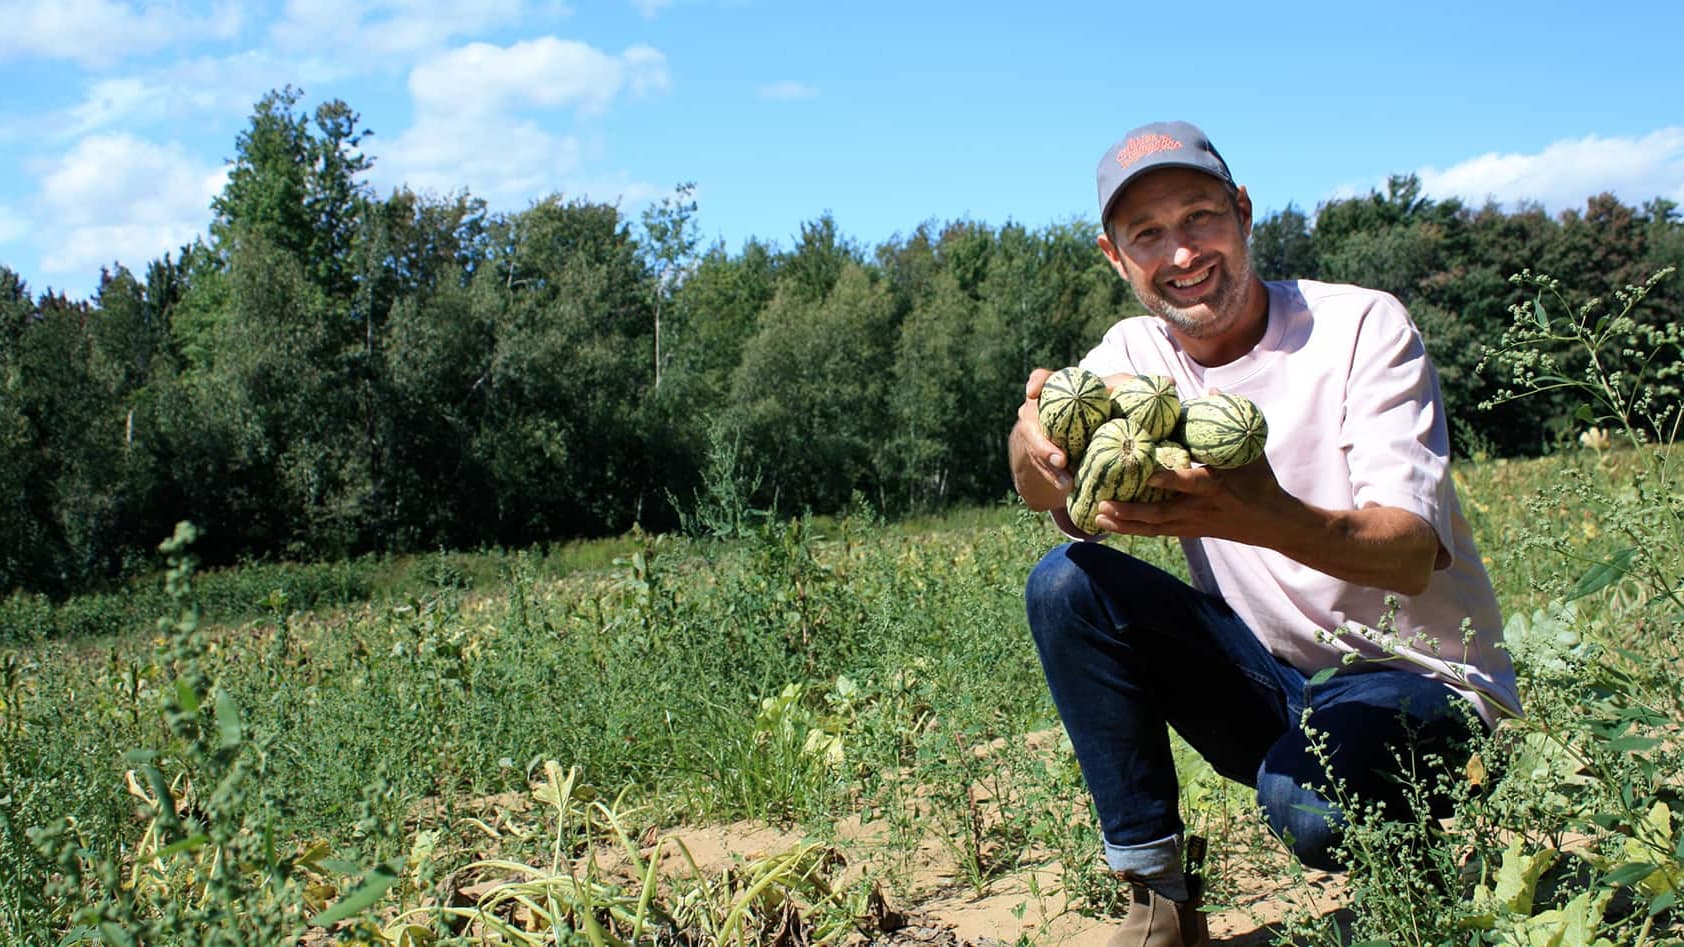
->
<box><xmin>1007</xmin><ymin>121</ymin><xmax>1522</xmax><ymax>947</ymax></box>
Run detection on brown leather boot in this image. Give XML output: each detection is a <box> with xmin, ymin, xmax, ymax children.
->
<box><xmin>1107</xmin><ymin>835</ymin><xmax>1210</xmax><ymax>947</ymax></box>
<box><xmin>1105</xmin><ymin>880</ymin><xmax>1210</xmax><ymax>947</ymax></box>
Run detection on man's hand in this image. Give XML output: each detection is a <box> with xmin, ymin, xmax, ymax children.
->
<box><xmin>1095</xmin><ymin>456</ymin><xmax>1441</xmax><ymax>596</ymax></box>
<box><xmin>1094</xmin><ymin>455</ymin><xmax>1290</xmax><ymax>544</ymax></box>
<box><xmin>1008</xmin><ymin>368</ymin><xmax>1072</xmax><ymax>511</ymax></box>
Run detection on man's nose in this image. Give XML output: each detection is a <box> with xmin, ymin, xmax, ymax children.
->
<box><xmin>1172</xmin><ymin>244</ymin><xmax>1197</xmax><ymax>269</ymax></box>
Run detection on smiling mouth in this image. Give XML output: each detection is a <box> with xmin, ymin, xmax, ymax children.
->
<box><xmin>1168</xmin><ymin>266</ymin><xmax>1214</xmax><ymax>291</ymax></box>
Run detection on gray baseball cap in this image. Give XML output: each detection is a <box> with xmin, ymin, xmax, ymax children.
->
<box><xmin>1096</xmin><ymin>121</ymin><xmax>1235</xmax><ymax>228</ymax></box>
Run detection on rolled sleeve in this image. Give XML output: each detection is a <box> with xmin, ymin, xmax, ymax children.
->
<box><xmin>1340</xmin><ymin>295</ymin><xmax>1457</xmax><ymax>559</ymax></box>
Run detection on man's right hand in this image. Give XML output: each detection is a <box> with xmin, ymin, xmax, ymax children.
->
<box><xmin>1009</xmin><ymin>368</ymin><xmax>1072</xmax><ymax>511</ymax></box>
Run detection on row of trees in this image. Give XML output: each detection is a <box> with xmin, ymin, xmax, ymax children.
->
<box><xmin>3</xmin><ymin>88</ymin><xmax>1681</xmax><ymax>595</ymax></box>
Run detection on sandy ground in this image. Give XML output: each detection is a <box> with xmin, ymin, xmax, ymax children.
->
<box><xmin>643</xmin><ymin>814</ymin><xmax>1352</xmax><ymax>946</ymax></box>
<box><xmin>404</xmin><ymin>758</ymin><xmax>1358</xmax><ymax>946</ymax></box>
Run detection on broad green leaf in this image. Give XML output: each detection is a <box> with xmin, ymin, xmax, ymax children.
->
<box><xmin>97</xmin><ymin>922</ymin><xmax>138</xmax><ymax>947</ymax></box>
<box><xmin>1568</xmin><ymin>547</ymin><xmax>1638</xmax><ymax>601</ymax></box>
<box><xmin>55</xmin><ymin>924</ymin><xmax>100</xmax><ymax>945</ymax></box>
<box><xmin>1309</xmin><ymin>666</ymin><xmax>1339</xmax><ymax>685</ymax></box>
<box><xmin>1526</xmin><ymin>888</ymin><xmax>1611</xmax><ymax>947</ymax></box>
<box><xmin>174</xmin><ymin>678</ymin><xmax>200</xmax><ymax>714</ymax></box>
<box><xmin>1624</xmin><ymin>803</ymin><xmax>1682</xmax><ymax>897</ymax></box>
<box><xmin>214</xmin><ymin>689</ymin><xmax>242</xmax><ymax>749</ymax></box>
<box><xmin>156</xmin><ymin>833</ymin><xmax>210</xmax><ymax>859</ymax></box>
<box><xmin>1605</xmin><ymin>735</ymin><xmax>1660</xmax><ymax>753</ymax></box>
<box><xmin>1494</xmin><ymin>837</ymin><xmax>1558</xmax><ymax>915</ymax></box>
<box><xmin>292</xmin><ymin>839</ymin><xmax>333</xmax><ymax>870</ymax></box>
<box><xmin>309</xmin><ymin>861</ymin><xmax>401</xmax><ymax>928</ymax></box>
<box><xmin>1574</xmin><ymin>404</ymin><xmax>1595</xmax><ymax>423</ymax></box>
<box><xmin>1602</xmin><ymin>861</ymin><xmax>1659</xmax><ymax>887</ymax></box>
<box><xmin>392</xmin><ymin>924</ymin><xmax>437</xmax><ymax>946</ymax></box>
<box><xmin>1533</xmin><ymin>294</ymin><xmax>1550</xmax><ymax>330</ymax></box>
<box><xmin>140</xmin><ymin>766</ymin><xmax>177</xmax><ymax>824</ymax></box>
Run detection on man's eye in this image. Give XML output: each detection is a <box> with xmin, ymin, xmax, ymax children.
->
<box><xmin>1133</xmin><ymin>228</ymin><xmax>1161</xmax><ymax>242</ymax></box>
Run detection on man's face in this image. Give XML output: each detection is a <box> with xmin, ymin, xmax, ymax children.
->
<box><xmin>1098</xmin><ymin>168</ymin><xmax>1256</xmax><ymax>342</ymax></box>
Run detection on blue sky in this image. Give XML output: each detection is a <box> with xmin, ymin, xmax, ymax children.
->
<box><xmin>2</xmin><ymin>0</ymin><xmax>1682</xmax><ymax>301</ymax></box>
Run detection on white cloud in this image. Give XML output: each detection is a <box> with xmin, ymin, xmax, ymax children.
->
<box><xmin>51</xmin><ymin>50</ymin><xmax>350</xmax><ymax>140</ymax></box>
<box><xmin>62</xmin><ymin>77</ymin><xmax>161</xmax><ymax>138</ymax></box>
<box><xmin>630</xmin><ymin>0</ymin><xmax>671</xmax><ymax>18</ymax></box>
<box><xmin>380</xmin><ymin>37</ymin><xmax>667</xmax><ymax>207</ymax></box>
<box><xmin>270</xmin><ymin>0</ymin><xmax>570</xmax><ymax>58</ymax></box>
<box><xmin>1417</xmin><ymin>127</ymin><xmax>1684</xmax><ymax>213</ymax></box>
<box><xmin>408</xmin><ymin>36</ymin><xmax>669</xmax><ymax>118</ymax></box>
<box><xmin>35</xmin><ymin>133</ymin><xmax>227</xmax><ymax>278</ymax></box>
<box><xmin>623</xmin><ymin>44</ymin><xmax>670</xmax><ymax>96</ymax></box>
<box><xmin>0</xmin><ymin>0</ymin><xmax>241</xmax><ymax>66</ymax></box>
<box><xmin>758</xmin><ymin>80</ymin><xmax>817</xmax><ymax>102</ymax></box>
<box><xmin>379</xmin><ymin>115</ymin><xmax>585</xmax><ymax>207</ymax></box>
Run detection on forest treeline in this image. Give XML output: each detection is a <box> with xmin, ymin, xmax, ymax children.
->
<box><xmin>3</xmin><ymin>89</ymin><xmax>1682</xmax><ymax>596</ymax></box>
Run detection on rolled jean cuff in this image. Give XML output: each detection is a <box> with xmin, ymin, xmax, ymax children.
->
<box><xmin>1103</xmin><ymin>831</ymin><xmax>1181</xmax><ymax>877</ymax></box>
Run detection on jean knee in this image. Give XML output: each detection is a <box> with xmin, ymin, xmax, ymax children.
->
<box><xmin>1256</xmin><ymin>770</ymin><xmax>1346</xmax><ymax>871</ymax></box>
<box><xmin>1025</xmin><ymin>547</ymin><xmax>1092</xmax><ymax>644</ymax></box>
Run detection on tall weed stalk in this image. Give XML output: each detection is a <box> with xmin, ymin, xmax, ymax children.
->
<box><xmin>1284</xmin><ymin>268</ymin><xmax>1684</xmax><ymax>946</ymax></box>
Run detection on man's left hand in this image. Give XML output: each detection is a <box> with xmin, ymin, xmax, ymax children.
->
<box><xmin>1094</xmin><ymin>455</ymin><xmax>1442</xmax><ymax>596</ymax></box>
<box><xmin>1093</xmin><ymin>456</ymin><xmax>1287</xmax><ymax>546</ymax></box>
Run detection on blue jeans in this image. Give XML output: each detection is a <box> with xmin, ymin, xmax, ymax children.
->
<box><xmin>1025</xmin><ymin>542</ymin><xmax>1479</xmax><ymax>872</ymax></box>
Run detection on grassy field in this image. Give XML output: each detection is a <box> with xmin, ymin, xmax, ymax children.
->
<box><xmin>1</xmin><ymin>434</ymin><xmax>1681</xmax><ymax>945</ymax></box>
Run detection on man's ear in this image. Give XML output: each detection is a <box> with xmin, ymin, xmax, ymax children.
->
<box><xmin>1236</xmin><ymin>185</ymin><xmax>1254</xmax><ymax>236</ymax></box>
<box><xmin>1096</xmin><ymin>231</ymin><xmax>1127</xmax><ymax>278</ymax></box>
<box><xmin>1097</xmin><ymin>230</ymin><xmax>1118</xmax><ymax>261</ymax></box>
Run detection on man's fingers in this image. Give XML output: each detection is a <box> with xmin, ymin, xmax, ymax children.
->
<box><xmin>1016</xmin><ymin>395</ymin><xmax>1070</xmax><ymax>480</ymax></box>
<box><xmin>1025</xmin><ymin>367</ymin><xmax>1054</xmax><ymax>399</ymax></box>
<box><xmin>1147</xmin><ymin>466</ymin><xmax>1209</xmax><ymax>495</ymax></box>
<box><xmin>1011</xmin><ymin>414</ymin><xmax>1072</xmax><ymax>494</ymax></box>
<box><xmin>1096</xmin><ymin>497</ymin><xmax>1182</xmax><ymax>535</ymax></box>
<box><xmin>1026</xmin><ymin>428</ymin><xmax>1070</xmax><ymax>487</ymax></box>
<box><xmin>1044</xmin><ymin>454</ymin><xmax>1071</xmax><ymax>490</ymax></box>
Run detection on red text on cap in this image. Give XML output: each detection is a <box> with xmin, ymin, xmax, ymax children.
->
<box><xmin>1116</xmin><ymin>134</ymin><xmax>1184</xmax><ymax>169</ymax></box>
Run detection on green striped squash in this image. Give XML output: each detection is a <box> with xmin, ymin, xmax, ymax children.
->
<box><xmin>1067</xmin><ymin>417</ymin><xmax>1159</xmax><ymax>533</ymax></box>
<box><xmin>1180</xmin><ymin>393</ymin><xmax>1268</xmax><ymax>469</ymax></box>
<box><xmin>1108</xmin><ymin>374</ymin><xmax>1181</xmax><ymax>441</ymax></box>
<box><xmin>1135</xmin><ymin>441</ymin><xmax>1192</xmax><ymax>503</ymax></box>
<box><xmin>1037</xmin><ymin>366</ymin><xmax>1112</xmax><ymax>461</ymax></box>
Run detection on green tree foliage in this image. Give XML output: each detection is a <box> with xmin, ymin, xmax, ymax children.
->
<box><xmin>210</xmin><ymin>87</ymin><xmax>374</xmax><ymax>301</ymax></box>
<box><xmin>1250</xmin><ymin>204</ymin><xmax>1318</xmax><ymax>281</ymax></box>
<box><xmin>6</xmin><ymin>290</ymin><xmax>148</xmax><ymax>589</ymax></box>
<box><xmin>661</xmin><ymin>241</ymin><xmax>777</xmax><ymax>408</ymax></box>
<box><xmin>355</xmin><ymin>189</ymin><xmax>488</xmax><ymax>545</ymax></box>
<box><xmin>378</xmin><ymin>269</ymin><xmax>489</xmax><ymax>546</ymax></box>
<box><xmin>780</xmin><ymin>214</ymin><xmax>860</xmax><ymax>303</ymax></box>
<box><xmin>220</xmin><ymin>236</ymin><xmax>366</xmax><ymax>553</ymax></box>
<box><xmin>0</xmin><ymin>266</ymin><xmax>31</xmax><ymax>361</ymax></box>
<box><xmin>888</xmin><ymin>270</ymin><xmax>976</xmax><ymax>508</ymax></box>
<box><xmin>0</xmin><ymin>268</ymin><xmax>43</xmax><ymax>592</ymax></box>
<box><xmin>467</xmin><ymin>196</ymin><xmax>657</xmax><ymax>540</ymax></box>
<box><xmin>730</xmin><ymin>263</ymin><xmax>895</xmax><ymax>513</ymax></box>
<box><xmin>642</xmin><ymin>181</ymin><xmax>700</xmax><ymax>391</ymax></box>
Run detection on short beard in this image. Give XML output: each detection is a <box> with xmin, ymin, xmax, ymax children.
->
<box><xmin>1131</xmin><ymin>253</ymin><xmax>1256</xmax><ymax>340</ymax></box>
